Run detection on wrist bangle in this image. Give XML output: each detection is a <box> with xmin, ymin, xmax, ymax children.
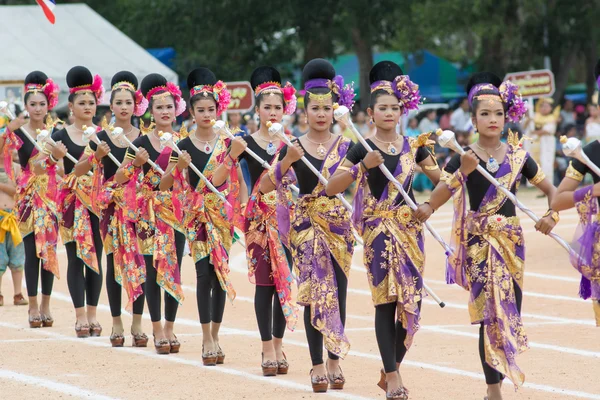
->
<box><xmin>424</xmin><ymin>201</ymin><xmax>435</xmax><ymax>213</ymax></box>
<box><xmin>49</xmin><ymin>154</ymin><xmax>58</xmax><ymax>164</ymax></box>
<box><xmin>360</xmin><ymin>160</ymin><xmax>368</xmax><ymax>172</ymax></box>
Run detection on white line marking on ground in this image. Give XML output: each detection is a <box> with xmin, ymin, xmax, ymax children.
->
<box><xmin>0</xmin><ymin>369</ymin><xmax>120</xmax><ymax>400</ymax></box>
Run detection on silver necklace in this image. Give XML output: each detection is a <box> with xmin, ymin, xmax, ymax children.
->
<box><xmin>192</xmin><ymin>133</ymin><xmax>217</xmax><ymax>154</ymax></box>
<box><xmin>255</xmin><ymin>134</ymin><xmax>277</xmax><ymax>156</ymax></box>
<box><xmin>373</xmin><ymin>134</ymin><xmax>401</xmax><ymax>155</ymax></box>
<box><xmin>475</xmin><ymin>142</ymin><xmax>502</xmax><ymax>173</ymax></box>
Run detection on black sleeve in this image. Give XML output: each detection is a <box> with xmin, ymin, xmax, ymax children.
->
<box><xmin>170</xmin><ymin>149</ymin><xmax>178</xmax><ymax>163</ymax></box>
<box><xmin>345</xmin><ymin>142</ymin><xmax>367</xmax><ymax>164</ymax></box>
<box><xmin>125</xmin><ymin>135</ymin><xmax>144</xmax><ymax>161</ymax></box>
<box><xmin>522</xmin><ymin>154</ymin><xmax>540</xmax><ymax>180</ymax></box>
<box><xmin>51</xmin><ymin>129</ymin><xmax>64</xmax><ymax>143</ymax></box>
<box><xmin>416</xmin><ymin>147</ymin><xmax>434</xmax><ymax>164</ymax></box>
<box><xmin>443</xmin><ymin>153</ymin><xmax>461</xmax><ymax>174</ymax></box>
<box><xmin>278</xmin><ymin>145</ymin><xmax>288</xmax><ymax>161</ymax></box>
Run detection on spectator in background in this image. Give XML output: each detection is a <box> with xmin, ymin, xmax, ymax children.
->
<box><xmin>418</xmin><ymin>109</ymin><xmax>439</xmax><ymax>133</ymax></box>
<box><xmin>439</xmin><ymin>108</ymin><xmax>452</xmax><ymax>130</ymax></box>
<box><xmin>559</xmin><ymin>99</ymin><xmax>576</xmax><ymax>130</ymax></box>
<box><xmin>228</xmin><ymin>111</ymin><xmax>248</xmax><ymax>136</ymax></box>
<box><xmin>555</xmin><ymin>123</ymin><xmax>577</xmax><ymax>184</ymax></box>
<box><xmin>405</xmin><ymin>117</ymin><xmax>420</xmax><ymax>137</ymax></box>
<box><xmin>292</xmin><ymin>108</ymin><xmax>309</xmax><ymax>137</ymax></box>
<box><xmin>246</xmin><ymin>116</ymin><xmax>258</xmax><ymax>134</ymax></box>
<box><xmin>450</xmin><ymin>97</ymin><xmax>470</xmax><ymax>131</ymax></box>
<box><xmin>354</xmin><ymin>110</ymin><xmax>370</xmax><ymax>136</ymax></box>
<box><xmin>333</xmin><ymin>118</ymin><xmax>357</xmax><ymax>143</ymax></box>
<box><xmin>585</xmin><ymin>103</ymin><xmax>600</xmax><ymax>144</ymax></box>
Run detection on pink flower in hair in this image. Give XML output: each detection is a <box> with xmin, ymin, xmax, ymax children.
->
<box><xmin>175</xmin><ymin>97</ymin><xmax>187</xmax><ymax>117</ymax></box>
<box><xmin>134</xmin><ymin>90</ymin><xmax>149</xmax><ymax>117</ymax></box>
<box><xmin>91</xmin><ymin>74</ymin><xmax>105</xmax><ymax>103</ymax></box>
<box><xmin>43</xmin><ymin>78</ymin><xmax>60</xmax><ymax>110</ymax></box>
<box><xmin>212</xmin><ymin>81</ymin><xmax>231</xmax><ymax>116</ymax></box>
<box><xmin>282</xmin><ymin>82</ymin><xmax>297</xmax><ymax>115</ymax></box>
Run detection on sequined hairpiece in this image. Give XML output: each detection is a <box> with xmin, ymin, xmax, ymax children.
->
<box><xmin>370</xmin><ymin>81</ymin><xmax>394</xmax><ymax>95</ymax></box>
<box><xmin>255</xmin><ymin>82</ymin><xmax>282</xmax><ymax>96</ymax></box>
<box><xmin>112</xmin><ymin>81</ymin><xmax>136</xmax><ymax>91</ymax></box>
<box><xmin>472</xmin><ymin>94</ymin><xmax>502</xmax><ymax>104</ymax></box>
<box><xmin>467</xmin><ymin>83</ymin><xmax>499</xmax><ymax>106</ymax></box>
<box><xmin>370</xmin><ymin>76</ymin><xmax>421</xmax><ymax>115</ymax></box>
<box><xmin>146</xmin><ymin>82</ymin><xmax>186</xmax><ymax>117</ymax></box>
<box><xmin>25</xmin><ymin>83</ymin><xmax>44</xmax><ymax>93</ymax></box>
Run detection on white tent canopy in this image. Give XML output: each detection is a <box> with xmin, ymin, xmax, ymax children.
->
<box><xmin>0</xmin><ymin>4</ymin><xmax>177</xmax><ymax>109</ymax></box>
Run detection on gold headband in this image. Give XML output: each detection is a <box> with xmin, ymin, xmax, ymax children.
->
<box><xmin>473</xmin><ymin>94</ymin><xmax>502</xmax><ymax>105</ymax></box>
<box><xmin>112</xmin><ymin>81</ymin><xmax>135</xmax><ymax>91</ymax></box>
<box><xmin>152</xmin><ymin>91</ymin><xmax>172</xmax><ymax>99</ymax></box>
<box><xmin>307</xmin><ymin>90</ymin><xmax>332</xmax><ymax>105</ymax></box>
<box><xmin>370</xmin><ymin>82</ymin><xmax>394</xmax><ymax>95</ymax></box>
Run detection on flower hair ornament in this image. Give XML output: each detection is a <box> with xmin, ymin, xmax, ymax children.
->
<box><xmin>305</xmin><ymin>75</ymin><xmax>355</xmax><ymax>110</ymax></box>
<box><xmin>112</xmin><ymin>81</ymin><xmax>148</xmax><ymax>117</ymax></box>
<box><xmin>468</xmin><ymin>80</ymin><xmax>527</xmax><ymax>123</ymax></box>
<box><xmin>25</xmin><ymin>78</ymin><xmax>60</xmax><ymax>110</ymax></box>
<box><xmin>189</xmin><ymin>81</ymin><xmax>231</xmax><ymax>116</ymax></box>
<box><xmin>69</xmin><ymin>74</ymin><xmax>105</xmax><ymax>103</ymax></box>
<box><xmin>370</xmin><ymin>75</ymin><xmax>421</xmax><ymax>115</ymax></box>
<box><xmin>255</xmin><ymin>81</ymin><xmax>297</xmax><ymax>115</ymax></box>
<box><xmin>147</xmin><ymin>82</ymin><xmax>187</xmax><ymax>117</ymax></box>
<box><xmin>499</xmin><ymin>80</ymin><xmax>527</xmax><ymax>123</ymax></box>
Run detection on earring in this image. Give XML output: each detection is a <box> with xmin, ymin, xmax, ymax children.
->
<box><xmin>370</xmin><ymin>117</ymin><xmax>374</xmax><ymax>125</ymax></box>
<box><xmin>151</xmin><ymin>114</ymin><xmax>154</xmax><ymax>122</ymax></box>
<box><xmin>305</xmin><ymin>117</ymin><xmax>308</xmax><ymax>124</ymax></box>
<box><xmin>69</xmin><ymin>110</ymin><xmax>73</xmax><ymax>117</ymax></box>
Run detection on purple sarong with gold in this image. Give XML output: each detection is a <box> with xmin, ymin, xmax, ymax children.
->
<box><xmin>443</xmin><ymin>143</ymin><xmax>535</xmax><ymax>388</ymax></box>
<box><xmin>272</xmin><ymin>136</ymin><xmax>354</xmax><ymax>358</ymax></box>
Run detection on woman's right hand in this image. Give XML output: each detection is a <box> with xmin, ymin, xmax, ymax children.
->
<box><xmin>363</xmin><ymin>150</ymin><xmax>384</xmax><ymax>169</ymax></box>
<box><xmin>133</xmin><ymin>148</ymin><xmax>149</xmax><ymax>167</ymax></box>
<box><xmin>50</xmin><ymin>142</ymin><xmax>68</xmax><ymax>160</ymax></box>
<box><xmin>459</xmin><ymin>149</ymin><xmax>479</xmax><ymax>176</ymax></box>
<box><xmin>284</xmin><ymin>140</ymin><xmax>304</xmax><ymax>163</ymax></box>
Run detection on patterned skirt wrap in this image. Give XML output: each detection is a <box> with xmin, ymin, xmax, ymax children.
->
<box><xmin>136</xmin><ymin>180</ymin><xmax>184</xmax><ymax>304</ymax></box>
<box><xmin>57</xmin><ymin>173</ymin><xmax>99</xmax><ymax>274</ymax></box>
<box><xmin>571</xmin><ymin>186</ymin><xmax>600</xmax><ymax>325</ymax></box>
<box><xmin>444</xmin><ymin>168</ymin><xmax>529</xmax><ymax>388</ymax></box>
<box><xmin>183</xmin><ymin>189</ymin><xmax>235</xmax><ymax>302</ymax></box>
<box><xmin>291</xmin><ymin>194</ymin><xmax>354</xmax><ymax>359</ymax></box>
<box><xmin>16</xmin><ymin>164</ymin><xmax>60</xmax><ymax>278</ymax></box>
<box><xmin>245</xmin><ymin>189</ymin><xmax>298</xmax><ymax>331</ymax></box>
<box><xmin>97</xmin><ymin>177</ymin><xmax>146</xmax><ymax>310</ymax></box>
<box><xmin>361</xmin><ymin>199</ymin><xmax>424</xmax><ymax>350</ymax></box>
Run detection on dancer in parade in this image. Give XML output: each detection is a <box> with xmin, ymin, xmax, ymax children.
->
<box><xmin>75</xmin><ymin>71</ymin><xmax>148</xmax><ymax>347</ymax></box>
<box><xmin>550</xmin><ymin>58</ymin><xmax>600</xmax><ymax>326</ymax></box>
<box><xmin>326</xmin><ymin>61</ymin><xmax>439</xmax><ymax>400</ymax></box>
<box><xmin>4</xmin><ymin>71</ymin><xmax>65</xmax><ymax>327</ymax></box>
<box><xmin>117</xmin><ymin>73</ymin><xmax>186</xmax><ymax>354</ymax></box>
<box><xmin>53</xmin><ymin>66</ymin><xmax>105</xmax><ymax>338</ymax></box>
<box><xmin>260</xmin><ymin>58</ymin><xmax>355</xmax><ymax>393</ymax></box>
<box><xmin>423</xmin><ymin>72</ymin><xmax>558</xmax><ymax>400</ymax></box>
<box><xmin>238</xmin><ymin>66</ymin><xmax>299</xmax><ymax>375</ymax></box>
<box><xmin>160</xmin><ymin>67</ymin><xmax>246</xmax><ymax>365</ymax></box>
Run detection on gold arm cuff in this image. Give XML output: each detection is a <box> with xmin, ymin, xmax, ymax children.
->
<box><xmin>423</xmin><ymin>164</ymin><xmax>439</xmax><ymax>171</ymax></box>
<box><xmin>565</xmin><ymin>162</ymin><xmax>584</xmax><ymax>182</ymax></box>
<box><xmin>528</xmin><ymin>166</ymin><xmax>546</xmax><ymax>185</ymax></box>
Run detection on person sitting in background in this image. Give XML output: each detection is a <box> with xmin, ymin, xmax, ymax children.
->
<box><xmin>555</xmin><ymin>123</ymin><xmax>577</xmax><ymax>184</ymax></box>
<box><xmin>229</xmin><ymin>111</ymin><xmax>248</xmax><ymax>136</ymax></box>
<box><xmin>418</xmin><ymin>109</ymin><xmax>439</xmax><ymax>133</ymax></box>
<box><xmin>354</xmin><ymin>110</ymin><xmax>370</xmax><ymax>136</ymax></box>
<box><xmin>439</xmin><ymin>108</ymin><xmax>452</xmax><ymax>130</ymax></box>
<box><xmin>292</xmin><ymin>108</ymin><xmax>309</xmax><ymax>137</ymax></box>
<box><xmin>585</xmin><ymin>103</ymin><xmax>600</xmax><ymax>144</ymax></box>
<box><xmin>450</xmin><ymin>97</ymin><xmax>470</xmax><ymax>132</ymax></box>
<box><xmin>559</xmin><ymin>99</ymin><xmax>576</xmax><ymax>131</ymax></box>
<box><xmin>246</xmin><ymin>115</ymin><xmax>258</xmax><ymax>134</ymax></box>
<box><xmin>405</xmin><ymin>117</ymin><xmax>420</xmax><ymax>137</ymax></box>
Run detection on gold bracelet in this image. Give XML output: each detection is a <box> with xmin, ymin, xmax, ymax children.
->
<box><xmin>423</xmin><ymin>164</ymin><xmax>439</xmax><ymax>171</ymax></box>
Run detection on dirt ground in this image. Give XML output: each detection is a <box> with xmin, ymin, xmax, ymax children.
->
<box><xmin>1</xmin><ymin>189</ymin><xmax>598</xmax><ymax>400</ymax></box>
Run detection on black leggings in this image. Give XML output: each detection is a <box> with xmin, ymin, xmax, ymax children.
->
<box><xmin>479</xmin><ymin>280</ymin><xmax>523</xmax><ymax>385</ymax></box>
<box><xmin>66</xmin><ymin>214</ymin><xmax>103</xmax><ymax>309</ymax></box>
<box><xmin>145</xmin><ymin>230</ymin><xmax>186</xmax><ymax>323</ymax></box>
<box><xmin>106</xmin><ymin>253</ymin><xmax>145</xmax><ymax>317</ymax></box>
<box><xmin>255</xmin><ymin>285</ymin><xmax>286</xmax><ymax>341</ymax></box>
<box><xmin>23</xmin><ymin>234</ymin><xmax>54</xmax><ymax>297</ymax></box>
<box><xmin>304</xmin><ymin>257</ymin><xmax>348</xmax><ymax>366</ymax></box>
<box><xmin>195</xmin><ymin>257</ymin><xmax>226</xmax><ymax>324</ymax></box>
<box><xmin>375</xmin><ymin>300</ymin><xmax>422</xmax><ymax>373</ymax></box>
